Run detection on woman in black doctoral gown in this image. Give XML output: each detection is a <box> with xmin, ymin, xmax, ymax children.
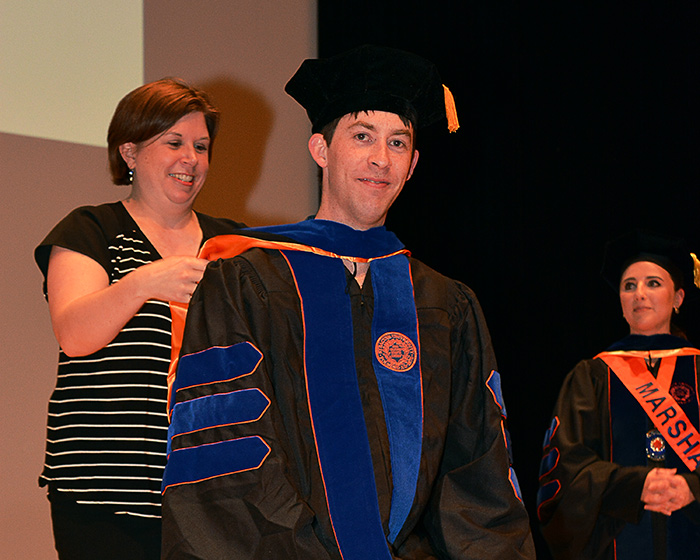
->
<box><xmin>537</xmin><ymin>230</ymin><xmax>700</xmax><ymax>560</ymax></box>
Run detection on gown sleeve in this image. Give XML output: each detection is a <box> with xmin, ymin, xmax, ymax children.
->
<box><xmin>162</xmin><ymin>252</ymin><xmax>339</xmax><ymax>559</ymax></box>
<box><xmin>412</xmin><ymin>283</ymin><xmax>536</xmax><ymax>560</ymax></box>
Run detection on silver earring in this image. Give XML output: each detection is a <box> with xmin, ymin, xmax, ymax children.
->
<box><xmin>129</xmin><ymin>169</ymin><xmax>134</xmax><ymax>183</ymax></box>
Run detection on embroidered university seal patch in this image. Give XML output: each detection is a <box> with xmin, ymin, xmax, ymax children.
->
<box><xmin>670</xmin><ymin>382</ymin><xmax>694</xmax><ymax>405</ymax></box>
<box><xmin>646</xmin><ymin>429</ymin><xmax>666</xmax><ymax>461</ymax></box>
<box><xmin>375</xmin><ymin>332</ymin><xmax>417</xmax><ymax>372</ymax></box>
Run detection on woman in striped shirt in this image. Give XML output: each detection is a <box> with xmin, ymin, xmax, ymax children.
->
<box><xmin>35</xmin><ymin>78</ymin><xmax>244</xmax><ymax>559</ymax></box>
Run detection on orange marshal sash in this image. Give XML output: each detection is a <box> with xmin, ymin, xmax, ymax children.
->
<box><xmin>596</xmin><ymin>348</ymin><xmax>700</xmax><ymax>472</ymax></box>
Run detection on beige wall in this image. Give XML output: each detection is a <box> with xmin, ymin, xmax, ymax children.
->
<box><xmin>0</xmin><ymin>2</ymin><xmax>317</xmax><ymax>557</ymax></box>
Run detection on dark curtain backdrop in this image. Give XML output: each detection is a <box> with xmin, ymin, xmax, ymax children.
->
<box><xmin>318</xmin><ymin>2</ymin><xmax>700</xmax><ymax>558</ymax></box>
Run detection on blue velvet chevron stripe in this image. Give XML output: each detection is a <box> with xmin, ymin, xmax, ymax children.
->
<box><xmin>169</xmin><ymin>342</ymin><xmax>263</xmax><ymax>412</ymax></box>
<box><xmin>537</xmin><ymin>479</ymin><xmax>561</xmax><ymax>514</ymax></box>
<box><xmin>283</xmin><ymin>249</ymin><xmax>393</xmax><ymax>560</ymax></box>
<box><xmin>487</xmin><ymin>370</ymin><xmax>524</xmax><ymax>501</ymax></box>
<box><xmin>163</xmin><ymin>436</ymin><xmax>270</xmax><ymax>491</ymax></box>
<box><xmin>486</xmin><ymin>370</ymin><xmax>508</xmax><ymax>418</ymax></box>
<box><xmin>540</xmin><ymin>448</ymin><xmax>560</xmax><ymax>477</ymax></box>
<box><xmin>537</xmin><ymin>417</ymin><xmax>561</xmax><ymax>517</ymax></box>
<box><xmin>167</xmin><ymin>388</ymin><xmax>270</xmax><ymax>455</ymax></box>
<box><xmin>370</xmin><ymin>255</ymin><xmax>422</xmax><ymax>542</ymax></box>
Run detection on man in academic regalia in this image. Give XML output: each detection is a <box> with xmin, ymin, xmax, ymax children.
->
<box><xmin>161</xmin><ymin>45</ymin><xmax>536</xmax><ymax>560</ymax></box>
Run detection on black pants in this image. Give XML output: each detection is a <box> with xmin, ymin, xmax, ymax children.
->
<box><xmin>48</xmin><ymin>489</ymin><xmax>161</xmax><ymax>560</ymax></box>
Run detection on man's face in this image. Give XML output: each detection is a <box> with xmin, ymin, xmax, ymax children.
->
<box><xmin>310</xmin><ymin>111</ymin><xmax>419</xmax><ymax>231</ymax></box>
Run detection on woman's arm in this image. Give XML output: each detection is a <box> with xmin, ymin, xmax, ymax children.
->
<box><xmin>47</xmin><ymin>246</ymin><xmax>208</xmax><ymax>356</ymax></box>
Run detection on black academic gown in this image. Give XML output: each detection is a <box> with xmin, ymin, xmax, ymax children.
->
<box><xmin>162</xmin><ymin>225</ymin><xmax>535</xmax><ymax>559</ymax></box>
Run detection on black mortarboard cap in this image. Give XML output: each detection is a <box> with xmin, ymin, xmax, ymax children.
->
<box><xmin>601</xmin><ymin>230</ymin><xmax>695</xmax><ymax>291</ymax></box>
<box><xmin>285</xmin><ymin>44</ymin><xmax>458</xmax><ymax>133</ymax></box>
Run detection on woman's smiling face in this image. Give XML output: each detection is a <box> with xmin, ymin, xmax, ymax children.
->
<box><xmin>123</xmin><ymin>111</ymin><xmax>211</xmax><ymax>208</ymax></box>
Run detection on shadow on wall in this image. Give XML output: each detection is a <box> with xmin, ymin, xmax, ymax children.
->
<box><xmin>194</xmin><ymin>78</ymin><xmax>275</xmax><ymax>225</ymax></box>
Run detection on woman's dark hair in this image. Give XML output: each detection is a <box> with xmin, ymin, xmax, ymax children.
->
<box><xmin>601</xmin><ymin>230</ymin><xmax>695</xmax><ymax>292</ymax></box>
<box><xmin>107</xmin><ymin>78</ymin><xmax>220</xmax><ymax>185</ymax></box>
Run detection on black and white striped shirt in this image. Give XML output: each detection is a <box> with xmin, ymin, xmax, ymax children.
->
<box><xmin>35</xmin><ymin>202</ymin><xmax>243</xmax><ymax>518</ymax></box>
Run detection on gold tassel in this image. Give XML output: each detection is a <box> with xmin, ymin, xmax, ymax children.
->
<box><xmin>443</xmin><ymin>85</ymin><xmax>459</xmax><ymax>133</ymax></box>
<box><xmin>691</xmin><ymin>252</ymin><xmax>700</xmax><ymax>289</ymax></box>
